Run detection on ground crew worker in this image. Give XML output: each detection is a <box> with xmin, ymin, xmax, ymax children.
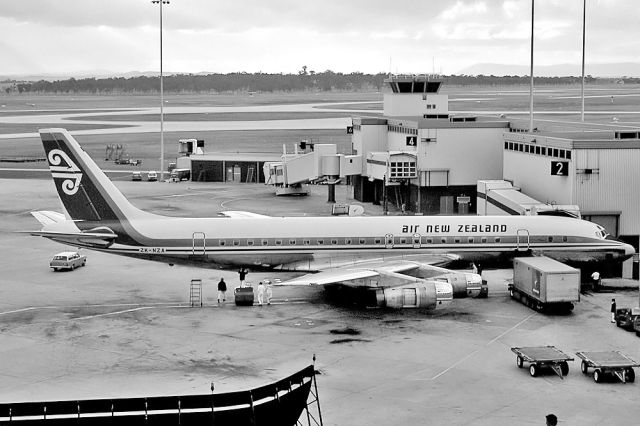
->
<box><xmin>266</xmin><ymin>281</ymin><xmax>273</xmax><ymax>305</ymax></box>
<box><xmin>591</xmin><ymin>271</ymin><xmax>601</xmax><ymax>289</ymax></box>
<box><xmin>611</xmin><ymin>298</ymin><xmax>617</xmax><ymax>323</ymax></box>
<box><xmin>238</xmin><ymin>268</ymin><xmax>248</xmax><ymax>287</ymax></box>
<box><xmin>257</xmin><ymin>281</ymin><xmax>265</xmax><ymax>306</ymax></box>
<box><xmin>217</xmin><ymin>278</ymin><xmax>227</xmax><ymax>304</ymax></box>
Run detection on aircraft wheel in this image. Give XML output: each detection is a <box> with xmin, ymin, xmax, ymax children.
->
<box><xmin>516</xmin><ymin>356</ymin><xmax>523</xmax><ymax>368</ymax></box>
<box><xmin>594</xmin><ymin>369</ymin><xmax>602</xmax><ymax>383</ymax></box>
<box><xmin>560</xmin><ymin>362</ymin><xmax>569</xmax><ymax>376</ymax></box>
<box><xmin>529</xmin><ymin>364</ymin><xmax>538</xmax><ymax>377</ymax></box>
<box><xmin>71</xmin><ymin>264</ymin><xmax>75</xmax><ymax>270</ymax></box>
<box><xmin>625</xmin><ymin>368</ymin><xmax>635</xmax><ymax>383</ymax></box>
<box><xmin>82</xmin><ymin>260</ymin><xmax>86</xmax><ymax>267</ymax></box>
<box><xmin>581</xmin><ymin>361</ymin><xmax>588</xmax><ymax>374</ymax></box>
<box><xmin>509</xmin><ymin>289</ymin><xmax>514</xmax><ymax>297</ymax></box>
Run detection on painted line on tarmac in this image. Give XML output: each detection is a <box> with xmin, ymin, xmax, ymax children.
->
<box><xmin>0</xmin><ymin>299</ymin><xmax>310</xmax><ymax>318</ymax></box>
<box><xmin>0</xmin><ymin>307</ymin><xmax>37</xmax><ymax>316</ymax></box>
<box><xmin>72</xmin><ymin>306</ymin><xmax>157</xmax><ymax>320</ymax></box>
<box><xmin>425</xmin><ymin>312</ymin><xmax>538</xmax><ymax>381</ymax></box>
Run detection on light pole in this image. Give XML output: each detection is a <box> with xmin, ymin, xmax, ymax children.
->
<box><xmin>152</xmin><ymin>0</ymin><xmax>169</xmax><ymax>181</ymax></box>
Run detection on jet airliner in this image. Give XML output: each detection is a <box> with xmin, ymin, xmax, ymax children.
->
<box><xmin>29</xmin><ymin>129</ymin><xmax>635</xmax><ymax>310</ymax></box>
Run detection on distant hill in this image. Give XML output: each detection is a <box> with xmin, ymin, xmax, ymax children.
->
<box><xmin>457</xmin><ymin>62</ymin><xmax>640</xmax><ymax>77</ymax></box>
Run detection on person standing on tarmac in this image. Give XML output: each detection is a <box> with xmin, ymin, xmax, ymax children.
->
<box><xmin>238</xmin><ymin>268</ymin><xmax>248</xmax><ymax>287</ymax></box>
<box><xmin>217</xmin><ymin>278</ymin><xmax>227</xmax><ymax>304</ymax></box>
<box><xmin>257</xmin><ymin>281</ymin><xmax>265</xmax><ymax>306</ymax></box>
<box><xmin>266</xmin><ymin>281</ymin><xmax>273</xmax><ymax>305</ymax></box>
<box><xmin>611</xmin><ymin>298</ymin><xmax>617</xmax><ymax>323</ymax></box>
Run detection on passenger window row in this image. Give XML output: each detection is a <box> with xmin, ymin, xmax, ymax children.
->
<box><xmin>211</xmin><ymin>236</ymin><xmax>569</xmax><ymax>247</ymax></box>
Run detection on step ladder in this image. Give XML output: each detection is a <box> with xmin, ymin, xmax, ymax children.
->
<box><xmin>245</xmin><ymin>166</ymin><xmax>255</xmax><ymax>183</ymax></box>
<box><xmin>190</xmin><ymin>279</ymin><xmax>203</xmax><ymax>307</ymax></box>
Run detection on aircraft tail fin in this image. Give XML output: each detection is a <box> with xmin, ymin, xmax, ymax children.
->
<box><xmin>39</xmin><ymin>128</ymin><xmax>147</xmax><ymax>227</ymax></box>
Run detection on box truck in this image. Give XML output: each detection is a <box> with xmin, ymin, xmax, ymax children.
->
<box><xmin>510</xmin><ymin>257</ymin><xmax>580</xmax><ymax>312</ymax></box>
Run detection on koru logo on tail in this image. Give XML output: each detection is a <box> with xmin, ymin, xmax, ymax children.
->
<box><xmin>48</xmin><ymin>149</ymin><xmax>83</xmax><ymax>195</ymax></box>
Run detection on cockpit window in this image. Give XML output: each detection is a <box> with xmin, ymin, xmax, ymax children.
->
<box><xmin>595</xmin><ymin>225</ymin><xmax>609</xmax><ymax>239</ymax></box>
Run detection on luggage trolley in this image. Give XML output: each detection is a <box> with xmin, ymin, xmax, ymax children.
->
<box><xmin>575</xmin><ymin>351</ymin><xmax>638</xmax><ymax>383</ymax></box>
<box><xmin>511</xmin><ymin>346</ymin><xmax>574</xmax><ymax>379</ymax></box>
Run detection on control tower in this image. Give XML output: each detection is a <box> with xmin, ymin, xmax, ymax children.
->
<box><xmin>383</xmin><ymin>75</ymin><xmax>449</xmax><ymax>118</ymax></box>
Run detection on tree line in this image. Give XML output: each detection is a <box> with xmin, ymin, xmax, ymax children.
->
<box><xmin>4</xmin><ymin>71</ymin><xmax>636</xmax><ymax>94</ymax></box>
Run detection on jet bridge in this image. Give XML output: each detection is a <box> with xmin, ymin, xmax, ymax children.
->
<box><xmin>477</xmin><ymin>180</ymin><xmax>580</xmax><ymax>218</ymax></box>
<box><xmin>264</xmin><ymin>143</ymin><xmax>362</xmax><ymax>199</ymax></box>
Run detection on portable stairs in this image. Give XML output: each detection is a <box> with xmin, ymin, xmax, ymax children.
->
<box><xmin>190</xmin><ymin>279</ymin><xmax>203</xmax><ymax>307</ymax></box>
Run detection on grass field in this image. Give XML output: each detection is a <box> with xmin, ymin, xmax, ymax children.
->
<box><xmin>1</xmin><ymin>85</ymin><xmax>639</xmax><ymax>172</ymax></box>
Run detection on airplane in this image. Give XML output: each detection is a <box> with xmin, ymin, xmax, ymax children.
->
<box><xmin>29</xmin><ymin>128</ymin><xmax>635</xmax><ymax>310</ymax></box>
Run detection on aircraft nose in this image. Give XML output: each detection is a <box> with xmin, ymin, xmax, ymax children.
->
<box><xmin>623</xmin><ymin>243</ymin><xmax>636</xmax><ymax>258</ymax></box>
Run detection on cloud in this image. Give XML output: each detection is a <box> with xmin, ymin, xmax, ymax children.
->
<box><xmin>0</xmin><ymin>0</ymin><xmax>638</xmax><ymax>75</ymax></box>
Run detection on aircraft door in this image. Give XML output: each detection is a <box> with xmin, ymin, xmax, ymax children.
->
<box><xmin>516</xmin><ymin>229</ymin><xmax>530</xmax><ymax>252</ymax></box>
<box><xmin>192</xmin><ymin>232</ymin><xmax>206</xmax><ymax>256</ymax></box>
<box><xmin>412</xmin><ymin>233</ymin><xmax>421</xmax><ymax>249</ymax></box>
<box><xmin>385</xmin><ymin>234</ymin><xmax>394</xmax><ymax>249</ymax></box>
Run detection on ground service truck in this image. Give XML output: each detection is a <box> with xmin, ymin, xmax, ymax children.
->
<box><xmin>510</xmin><ymin>257</ymin><xmax>580</xmax><ymax>312</ymax></box>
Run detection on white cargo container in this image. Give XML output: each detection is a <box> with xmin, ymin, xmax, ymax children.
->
<box><xmin>510</xmin><ymin>257</ymin><xmax>580</xmax><ymax>312</ymax></box>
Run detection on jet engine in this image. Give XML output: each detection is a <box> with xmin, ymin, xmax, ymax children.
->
<box><xmin>438</xmin><ymin>272</ymin><xmax>483</xmax><ymax>298</ymax></box>
<box><xmin>374</xmin><ymin>280</ymin><xmax>453</xmax><ymax>309</ymax></box>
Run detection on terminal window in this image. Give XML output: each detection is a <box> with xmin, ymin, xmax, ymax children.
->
<box><xmin>359</xmin><ymin>238</ymin><xmax>366</xmax><ymax>245</ymax></box>
<box><xmin>247</xmin><ymin>240</ymin><xmax>254</xmax><ymax>246</ymax></box>
<box><xmin>389</xmin><ymin>161</ymin><xmax>417</xmax><ymax>178</ymax></box>
<box><xmin>289</xmin><ymin>239</ymin><xmax>296</xmax><ymax>245</ymax></box>
<box><xmin>262</xmin><ymin>239</ymin><xmax>269</xmax><ymax>246</ymax></box>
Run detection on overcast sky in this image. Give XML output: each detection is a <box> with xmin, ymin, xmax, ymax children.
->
<box><xmin>0</xmin><ymin>0</ymin><xmax>636</xmax><ymax>76</ymax></box>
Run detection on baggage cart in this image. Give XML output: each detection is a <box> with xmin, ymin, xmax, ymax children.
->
<box><xmin>234</xmin><ymin>286</ymin><xmax>255</xmax><ymax>306</ymax></box>
<box><xmin>575</xmin><ymin>351</ymin><xmax>638</xmax><ymax>383</ymax></box>
<box><xmin>511</xmin><ymin>346</ymin><xmax>574</xmax><ymax>379</ymax></box>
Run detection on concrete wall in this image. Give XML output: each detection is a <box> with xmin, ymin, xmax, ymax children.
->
<box><xmin>383</xmin><ymin>94</ymin><xmax>448</xmax><ymax>116</ymax></box>
<box><xmin>418</xmin><ymin>127</ymin><xmax>504</xmax><ymax>186</ymax></box>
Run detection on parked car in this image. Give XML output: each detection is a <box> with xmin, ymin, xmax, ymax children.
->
<box><xmin>147</xmin><ymin>170</ymin><xmax>158</xmax><ymax>181</ymax></box>
<box><xmin>615</xmin><ymin>308</ymin><xmax>640</xmax><ymax>331</ymax></box>
<box><xmin>131</xmin><ymin>171</ymin><xmax>142</xmax><ymax>181</ymax></box>
<box><xmin>50</xmin><ymin>252</ymin><xmax>86</xmax><ymax>271</ymax></box>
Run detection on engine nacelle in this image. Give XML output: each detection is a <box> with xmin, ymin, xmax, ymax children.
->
<box><xmin>374</xmin><ymin>281</ymin><xmax>453</xmax><ymax>309</ymax></box>
<box><xmin>440</xmin><ymin>272</ymin><xmax>483</xmax><ymax>298</ymax></box>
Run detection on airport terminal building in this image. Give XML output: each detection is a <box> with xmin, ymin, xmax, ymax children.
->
<box><xmin>349</xmin><ymin>75</ymin><xmax>640</xmax><ymax>276</ymax></box>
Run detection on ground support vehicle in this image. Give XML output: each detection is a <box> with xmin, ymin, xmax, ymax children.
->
<box><xmin>575</xmin><ymin>351</ymin><xmax>638</xmax><ymax>383</ymax></box>
<box><xmin>235</xmin><ymin>286</ymin><xmax>255</xmax><ymax>306</ymax></box>
<box><xmin>511</xmin><ymin>346</ymin><xmax>574</xmax><ymax>379</ymax></box>
<box><xmin>615</xmin><ymin>307</ymin><xmax>640</xmax><ymax>331</ymax></box>
<box><xmin>510</xmin><ymin>257</ymin><xmax>580</xmax><ymax>312</ymax></box>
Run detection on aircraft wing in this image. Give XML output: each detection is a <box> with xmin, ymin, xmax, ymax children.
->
<box><xmin>280</xmin><ymin>261</ymin><xmax>427</xmax><ymax>287</ymax></box>
<box><xmin>279</xmin><ymin>258</ymin><xmax>483</xmax><ymax>298</ymax></box>
<box><xmin>218</xmin><ymin>211</ymin><xmax>271</xmax><ymax>218</ymax></box>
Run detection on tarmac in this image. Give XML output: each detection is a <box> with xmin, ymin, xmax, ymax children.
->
<box><xmin>1</xmin><ymin>178</ymin><xmax>639</xmax><ymax>425</ymax></box>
